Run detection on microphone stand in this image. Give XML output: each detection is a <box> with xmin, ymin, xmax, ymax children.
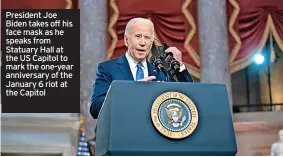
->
<box><xmin>158</xmin><ymin>66</ymin><xmax>171</xmax><ymax>82</ymax></box>
<box><xmin>167</xmin><ymin>68</ymin><xmax>179</xmax><ymax>82</ymax></box>
<box><xmin>164</xmin><ymin>67</ymin><xmax>171</xmax><ymax>82</ymax></box>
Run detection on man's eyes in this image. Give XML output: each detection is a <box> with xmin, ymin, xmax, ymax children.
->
<box><xmin>145</xmin><ymin>36</ymin><xmax>151</xmax><ymax>39</ymax></box>
<box><xmin>135</xmin><ymin>35</ymin><xmax>151</xmax><ymax>39</ymax></box>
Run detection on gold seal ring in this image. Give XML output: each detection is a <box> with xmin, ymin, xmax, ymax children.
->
<box><xmin>151</xmin><ymin>92</ymin><xmax>198</xmax><ymax>139</ymax></box>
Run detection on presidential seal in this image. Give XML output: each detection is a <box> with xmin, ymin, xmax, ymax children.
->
<box><xmin>151</xmin><ymin>92</ymin><xmax>198</xmax><ymax>139</ymax></box>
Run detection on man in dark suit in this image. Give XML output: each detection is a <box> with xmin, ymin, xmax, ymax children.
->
<box><xmin>90</xmin><ymin>17</ymin><xmax>194</xmax><ymax>119</ymax></box>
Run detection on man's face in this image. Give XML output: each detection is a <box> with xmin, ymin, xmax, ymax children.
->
<box><xmin>124</xmin><ymin>20</ymin><xmax>154</xmax><ymax>62</ymax></box>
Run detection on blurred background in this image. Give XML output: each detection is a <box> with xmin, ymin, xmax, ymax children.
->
<box><xmin>1</xmin><ymin>0</ymin><xmax>283</xmax><ymax>156</ymax></box>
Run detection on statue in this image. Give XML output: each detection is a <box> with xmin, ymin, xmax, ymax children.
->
<box><xmin>271</xmin><ymin>130</ymin><xmax>283</xmax><ymax>156</ymax></box>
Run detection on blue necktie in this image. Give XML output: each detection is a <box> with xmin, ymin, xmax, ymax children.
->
<box><xmin>136</xmin><ymin>62</ymin><xmax>144</xmax><ymax>81</ymax></box>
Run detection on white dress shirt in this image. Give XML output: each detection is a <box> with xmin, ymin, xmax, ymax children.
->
<box><xmin>125</xmin><ymin>52</ymin><xmax>186</xmax><ymax>81</ymax></box>
<box><xmin>125</xmin><ymin>52</ymin><xmax>148</xmax><ymax>81</ymax></box>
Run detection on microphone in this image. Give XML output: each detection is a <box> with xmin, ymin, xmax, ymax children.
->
<box><xmin>150</xmin><ymin>39</ymin><xmax>181</xmax><ymax>81</ymax></box>
<box><xmin>165</xmin><ymin>53</ymin><xmax>180</xmax><ymax>72</ymax></box>
<box><xmin>152</xmin><ymin>39</ymin><xmax>180</xmax><ymax>72</ymax></box>
<box><xmin>150</xmin><ymin>56</ymin><xmax>168</xmax><ymax>75</ymax></box>
<box><xmin>150</xmin><ymin>56</ymin><xmax>164</xmax><ymax>70</ymax></box>
<box><xmin>150</xmin><ymin>56</ymin><xmax>171</xmax><ymax>82</ymax></box>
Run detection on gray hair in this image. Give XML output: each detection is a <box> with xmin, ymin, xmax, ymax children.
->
<box><xmin>124</xmin><ymin>17</ymin><xmax>155</xmax><ymax>37</ymax></box>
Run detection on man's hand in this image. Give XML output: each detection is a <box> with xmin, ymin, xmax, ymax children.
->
<box><xmin>137</xmin><ymin>76</ymin><xmax>156</xmax><ymax>82</ymax></box>
<box><xmin>165</xmin><ymin>47</ymin><xmax>183</xmax><ymax>65</ymax></box>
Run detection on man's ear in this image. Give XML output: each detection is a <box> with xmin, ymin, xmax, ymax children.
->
<box><xmin>124</xmin><ymin>36</ymin><xmax>128</xmax><ymax>47</ymax></box>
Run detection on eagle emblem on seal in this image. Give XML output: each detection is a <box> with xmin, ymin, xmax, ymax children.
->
<box><xmin>165</xmin><ymin>104</ymin><xmax>186</xmax><ymax>128</ymax></box>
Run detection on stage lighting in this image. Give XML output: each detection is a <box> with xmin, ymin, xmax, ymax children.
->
<box><xmin>254</xmin><ymin>54</ymin><xmax>264</xmax><ymax>64</ymax></box>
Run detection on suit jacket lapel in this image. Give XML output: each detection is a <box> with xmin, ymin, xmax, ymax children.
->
<box><xmin>117</xmin><ymin>54</ymin><xmax>134</xmax><ymax>80</ymax></box>
<box><xmin>147</xmin><ymin>60</ymin><xmax>158</xmax><ymax>81</ymax></box>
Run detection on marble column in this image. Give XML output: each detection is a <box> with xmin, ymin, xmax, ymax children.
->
<box><xmin>198</xmin><ymin>0</ymin><xmax>233</xmax><ymax>110</ymax></box>
<box><xmin>79</xmin><ymin>0</ymin><xmax>107</xmax><ymax>140</ymax></box>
